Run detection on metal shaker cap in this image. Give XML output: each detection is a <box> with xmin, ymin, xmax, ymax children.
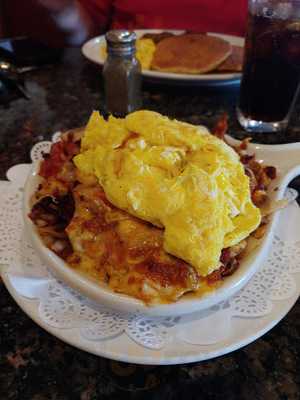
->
<box><xmin>105</xmin><ymin>30</ymin><xmax>137</xmax><ymax>55</ymax></box>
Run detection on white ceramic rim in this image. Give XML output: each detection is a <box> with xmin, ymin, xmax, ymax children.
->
<box><xmin>1</xmin><ymin>259</ymin><xmax>299</xmax><ymax>365</ymax></box>
<box><xmin>81</xmin><ymin>29</ymin><xmax>244</xmax><ymax>83</ymax></box>
<box><xmin>22</xmin><ymin>138</ymin><xmax>300</xmax><ymax>317</ymax></box>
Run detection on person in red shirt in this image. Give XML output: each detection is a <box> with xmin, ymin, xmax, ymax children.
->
<box><xmin>19</xmin><ymin>0</ymin><xmax>247</xmax><ymax>46</ymax></box>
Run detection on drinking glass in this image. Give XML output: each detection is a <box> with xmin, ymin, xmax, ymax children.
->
<box><xmin>237</xmin><ymin>0</ymin><xmax>300</xmax><ymax>132</ymax></box>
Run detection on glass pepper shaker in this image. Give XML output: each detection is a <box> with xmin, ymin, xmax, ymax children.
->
<box><xmin>103</xmin><ymin>30</ymin><xmax>142</xmax><ymax>117</ymax></box>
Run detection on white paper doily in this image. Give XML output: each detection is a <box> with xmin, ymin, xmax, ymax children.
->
<box><xmin>0</xmin><ymin>136</ymin><xmax>300</xmax><ymax>364</ymax></box>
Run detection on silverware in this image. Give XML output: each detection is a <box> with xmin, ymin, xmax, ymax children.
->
<box><xmin>0</xmin><ymin>60</ymin><xmax>30</xmax><ymax>99</ymax></box>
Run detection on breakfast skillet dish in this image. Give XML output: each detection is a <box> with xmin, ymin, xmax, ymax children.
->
<box><xmin>29</xmin><ymin>111</ymin><xmax>276</xmax><ymax>305</ymax></box>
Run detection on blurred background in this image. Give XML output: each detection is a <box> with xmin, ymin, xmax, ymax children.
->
<box><xmin>0</xmin><ymin>1</ymin><xmax>62</xmax><ymax>44</ymax></box>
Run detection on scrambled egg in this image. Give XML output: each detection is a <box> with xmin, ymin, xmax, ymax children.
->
<box><xmin>101</xmin><ymin>38</ymin><xmax>156</xmax><ymax>70</ymax></box>
<box><xmin>74</xmin><ymin>110</ymin><xmax>261</xmax><ymax>276</ymax></box>
<box><xmin>136</xmin><ymin>38</ymin><xmax>156</xmax><ymax>69</ymax></box>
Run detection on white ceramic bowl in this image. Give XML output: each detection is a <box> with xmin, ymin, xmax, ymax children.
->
<box><xmin>23</xmin><ymin>137</ymin><xmax>300</xmax><ymax>316</ymax></box>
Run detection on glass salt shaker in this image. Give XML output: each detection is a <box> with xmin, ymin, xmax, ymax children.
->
<box><xmin>103</xmin><ymin>30</ymin><xmax>142</xmax><ymax>117</ymax></box>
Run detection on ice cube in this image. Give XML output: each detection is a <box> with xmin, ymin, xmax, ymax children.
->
<box><xmin>274</xmin><ymin>2</ymin><xmax>293</xmax><ymax>20</ymax></box>
<box><xmin>262</xmin><ymin>6</ymin><xmax>275</xmax><ymax>18</ymax></box>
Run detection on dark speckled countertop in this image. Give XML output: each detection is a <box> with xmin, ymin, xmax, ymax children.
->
<box><xmin>0</xmin><ymin>48</ymin><xmax>299</xmax><ymax>400</ymax></box>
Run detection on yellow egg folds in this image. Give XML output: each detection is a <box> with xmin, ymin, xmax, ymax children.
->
<box><xmin>74</xmin><ymin>110</ymin><xmax>261</xmax><ymax>276</ymax></box>
<box><xmin>101</xmin><ymin>38</ymin><xmax>156</xmax><ymax>70</ymax></box>
<box><xmin>136</xmin><ymin>38</ymin><xmax>156</xmax><ymax>70</ymax></box>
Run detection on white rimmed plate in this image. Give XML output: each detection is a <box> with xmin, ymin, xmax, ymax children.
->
<box><xmin>22</xmin><ymin>137</ymin><xmax>300</xmax><ymax>317</ymax></box>
<box><xmin>81</xmin><ymin>29</ymin><xmax>244</xmax><ymax>86</ymax></box>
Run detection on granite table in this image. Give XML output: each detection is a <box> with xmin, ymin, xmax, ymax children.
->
<box><xmin>0</xmin><ymin>48</ymin><xmax>299</xmax><ymax>400</ymax></box>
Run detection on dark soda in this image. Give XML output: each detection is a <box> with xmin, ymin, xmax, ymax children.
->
<box><xmin>239</xmin><ymin>14</ymin><xmax>300</xmax><ymax>123</ymax></box>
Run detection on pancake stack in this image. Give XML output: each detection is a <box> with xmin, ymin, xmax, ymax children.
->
<box><xmin>146</xmin><ymin>33</ymin><xmax>243</xmax><ymax>74</ymax></box>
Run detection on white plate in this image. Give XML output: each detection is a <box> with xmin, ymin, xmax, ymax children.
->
<box><xmin>1</xmin><ymin>197</ymin><xmax>300</xmax><ymax>365</ymax></box>
<box><xmin>1</xmin><ymin>138</ymin><xmax>300</xmax><ymax>365</ymax></box>
<box><xmin>23</xmin><ymin>137</ymin><xmax>300</xmax><ymax>317</ymax></box>
<box><xmin>81</xmin><ymin>29</ymin><xmax>244</xmax><ymax>86</ymax></box>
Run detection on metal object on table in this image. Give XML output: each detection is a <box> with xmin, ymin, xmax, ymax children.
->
<box><xmin>0</xmin><ymin>60</ymin><xmax>30</xmax><ymax>99</ymax></box>
<box><xmin>103</xmin><ymin>30</ymin><xmax>142</xmax><ymax>117</ymax></box>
